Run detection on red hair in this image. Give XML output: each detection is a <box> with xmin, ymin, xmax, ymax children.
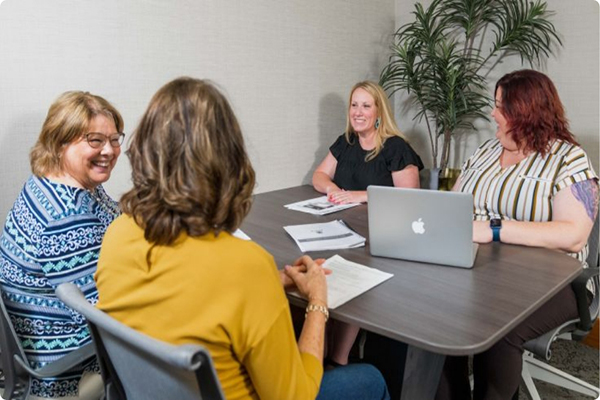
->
<box><xmin>495</xmin><ymin>70</ymin><xmax>578</xmax><ymax>155</ymax></box>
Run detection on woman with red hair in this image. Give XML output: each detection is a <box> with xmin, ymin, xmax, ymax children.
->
<box><xmin>436</xmin><ymin>69</ymin><xmax>598</xmax><ymax>400</ymax></box>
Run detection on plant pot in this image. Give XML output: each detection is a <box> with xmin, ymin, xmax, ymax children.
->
<box><xmin>438</xmin><ymin>168</ymin><xmax>461</xmax><ymax>191</ymax></box>
<box><xmin>420</xmin><ymin>168</ymin><xmax>461</xmax><ymax>191</ymax></box>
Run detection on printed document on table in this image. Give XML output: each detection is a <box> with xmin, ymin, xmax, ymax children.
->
<box><xmin>289</xmin><ymin>255</ymin><xmax>393</xmax><ymax>309</ymax></box>
<box><xmin>232</xmin><ymin>229</ymin><xmax>251</xmax><ymax>240</ymax></box>
<box><xmin>283</xmin><ymin>220</ymin><xmax>365</xmax><ymax>252</ymax></box>
<box><xmin>284</xmin><ymin>196</ymin><xmax>360</xmax><ymax>215</ymax></box>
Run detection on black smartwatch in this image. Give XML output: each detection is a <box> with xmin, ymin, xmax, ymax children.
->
<box><xmin>490</xmin><ymin>219</ymin><xmax>502</xmax><ymax>242</ymax></box>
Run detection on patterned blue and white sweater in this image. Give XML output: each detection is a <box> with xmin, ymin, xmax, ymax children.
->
<box><xmin>0</xmin><ymin>176</ymin><xmax>120</xmax><ymax>398</ymax></box>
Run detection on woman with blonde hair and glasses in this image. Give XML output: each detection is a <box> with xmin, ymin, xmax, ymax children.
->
<box><xmin>0</xmin><ymin>91</ymin><xmax>124</xmax><ymax>399</ymax></box>
<box><xmin>95</xmin><ymin>77</ymin><xmax>389</xmax><ymax>400</ymax></box>
<box><xmin>313</xmin><ymin>80</ymin><xmax>423</xmax><ymax>205</ymax></box>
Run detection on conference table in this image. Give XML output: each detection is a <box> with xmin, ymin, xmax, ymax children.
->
<box><xmin>240</xmin><ymin>185</ymin><xmax>583</xmax><ymax>400</ymax></box>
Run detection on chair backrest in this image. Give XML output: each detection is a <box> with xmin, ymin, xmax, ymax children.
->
<box><xmin>579</xmin><ymin>213</ymin><xmax>600</xmax><ymax>334</ymax></box>
<box><xmin>0</xmin><ymin>287</ymin><xmax>33</xmax><ymax>399</ymax></box>
<box><xmin>586</xmin><ymin>212</ymin><xmax>599</xmax><ymax>268</ymax></box>
<box><xmin>523</xmin><ymin>214</ymin><xmax>600</xmax><ymax>359</ymax></box>
<box><xmin>56</xmin><ymin>283</ymin><xmax>225</xmax><ymax>400</ymax></box>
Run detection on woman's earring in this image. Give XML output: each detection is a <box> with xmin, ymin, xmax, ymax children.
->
<box><xmin>375</xmin><ymin>117</ymin><xmax>381</xmax><ymax>129</ymax></box>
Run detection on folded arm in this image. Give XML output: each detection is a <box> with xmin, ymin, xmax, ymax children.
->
<box><xmin>473</xmin><ymin>179</ymin><xmax>599</xmax><ymax>252</ymax></box>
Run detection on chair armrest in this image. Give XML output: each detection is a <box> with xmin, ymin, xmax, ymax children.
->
<box><xmin>571</xmin><ymin>267</ymin><xmax>599</xmax><ymax>333</ymax></box>
<box><xmin>14</xmin><ymin>342</ymin><xmax>96</xmax><ymax>379</ymax></box>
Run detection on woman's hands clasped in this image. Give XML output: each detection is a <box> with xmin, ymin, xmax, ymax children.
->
<box><xmin>281</xmin><ymin>255</ymin><xmax>329</xmax><ymax>306</ymax></box>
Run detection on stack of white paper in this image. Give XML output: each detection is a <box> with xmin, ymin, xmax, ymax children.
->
<box><xmin>284</xmin><ymin>196</ymin><xmax>360</xmax><ymax>215</ymax></box>
<box><xmin>283</xmin><ymin>220</ymin><xmax>365</xmax><ymax>252</ymax></box>
<box><xmin>289</xmin><ymin>254</ymin><xmax>394</xmax><ymax>309</ymax></box>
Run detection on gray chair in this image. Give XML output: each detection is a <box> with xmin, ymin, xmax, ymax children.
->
<box><xmin>520</xmin><ymin>216</ymin><xmax>600</xmax><ymax>399</ymax></box>
<box><xmin>56</xmin><ymin>283</ymin><xmax>225</xmax><ymax>400</ymax></box>
<box><xmin>0</xmin><ymin>286</ymin><xmax>96</xmax><ymax>400</ymax></box>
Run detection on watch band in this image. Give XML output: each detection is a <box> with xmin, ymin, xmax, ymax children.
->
<box><xmin>490</xmin><ymin>219</ymin><xmax>502</xmax><ymax>242</ymax></box>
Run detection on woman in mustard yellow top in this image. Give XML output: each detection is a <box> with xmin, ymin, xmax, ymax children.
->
<box><xmin>95</xmin><ymin>77</ymin><xmax>389</xmax><ymax>400</ymax></box>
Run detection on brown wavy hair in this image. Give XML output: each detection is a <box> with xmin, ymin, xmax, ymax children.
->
<box><xmin>121</xmin><ymin>77</ymin><xmax>255</xmax><ymax>245</ymax></box>
<box><xmin>30</xmin><ymin>91</ymin><xmax>123</xmax><ymax>176</ymax></box>
<box><xmin>495</xmin><ymin>70</ymin><xmax>578</xmax><ymax>155</ymax></box>
<box><xmin>344</xmin><ymin>81</ymin><xmax>407</xmax><ymax>162</ymax></box>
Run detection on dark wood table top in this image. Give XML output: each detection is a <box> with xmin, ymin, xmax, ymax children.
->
<box><xmin>240</xmin><ymin>185</ymin><xmax>582</xmax><ymax>356</ymax></box>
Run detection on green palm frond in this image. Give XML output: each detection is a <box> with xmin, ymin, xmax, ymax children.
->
<box><xmin>379</xmin><ymin>0</ymin><xmax>561</xmax><ymax>170</ymax></box>
<box><xmin>488</xmin><ymin>0</ymin><xmax>560</xmax><ymax>65</ymax></box>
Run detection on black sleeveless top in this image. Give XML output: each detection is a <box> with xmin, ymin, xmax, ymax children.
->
<box><xmin>330</xmin><ymin>134</ymin><xmax>423</xmax><ymax>190</ymax></box>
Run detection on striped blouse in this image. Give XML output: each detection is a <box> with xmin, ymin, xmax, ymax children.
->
<box><xmin>456</xmin><ymin>139</ymin><xmax>598</xmax><ymax>264</ymax></box>
<box><xmin>0</xmin><ymin>176</ymin><xmax>120</xmax><ymax>398</ymax></box>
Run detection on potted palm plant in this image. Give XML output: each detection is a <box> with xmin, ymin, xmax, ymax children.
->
<box><xmin>380</xmin><ymin>0</ymin><xmax>562</xmax><ymax>189</ymax></box>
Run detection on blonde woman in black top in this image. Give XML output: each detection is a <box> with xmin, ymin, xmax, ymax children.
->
<box><xmin>313</xmin><ymin>81</ymin><xmax>423</xmax><ymax>205</ymax></box>
<box><xmin>312</xmin><ymin>81</ymin><xmax>423</xmax><ymax>367</ymax></box>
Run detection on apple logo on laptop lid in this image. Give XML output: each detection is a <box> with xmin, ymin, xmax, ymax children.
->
<box><xmin>412</xmin><ymin>218</ymin><xmax>425</xmax><ymax>234</ymax></box>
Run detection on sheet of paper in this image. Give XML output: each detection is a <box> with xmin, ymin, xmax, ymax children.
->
<box><xmin>289</xmin><ymin>254</ymin><xmax>393</xmax><ymax>309</ymax></box>
<box><xmin>284</xmin><ymin>196</ymin><xmax>360</xmax><ymax>215</ymax></box>
<box><xmin>232</xmin><ymin>229</ymin><xmax>251</xmax><ymax>240</ymax></box>
<box><xmin>324</xmin><ymin>255</ymin><xmax>393</xmax><ymax>308</ymax></box>
<box><xmin>283</xmin><ymin>220</ymin><xmax>365</xmax><ymax>252</ymax></box>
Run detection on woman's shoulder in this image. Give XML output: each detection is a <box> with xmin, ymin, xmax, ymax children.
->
<box><xmin>330</xmin><ymin>133</ymin><xmax>350</xmax><ymax>148</ymax></box>
<box><xmin>477</xmin><ymin>138</ymin><xmax>501</xmax><ymax>150</ymax></box>
<box><xmin>219</xmin><ymin>234</ymin><xmax>279</xmax><ymax>277</ymax></box>
<box><xmin>550</xmin><ymin>140</ymin><xmax>588</xmax><ymax>157</ymax></box>
<box><xmin>381</xmin><ymin>135</ymin><xmax>425</xmax><ymax>169</ymax></box>
<box><xmin>550</xmin><ymin>140</ymin><xmax>598</xmax><ymax>182</ymax></box>
<box><xmin>334</xmin><ymin>132</ymin><xmax>363</xmax><ymax>148</ymax></box>
<box><xmin>14</xmin><ymin>176</ymin><xmax>67</xmax><ymax>223</ymax></box>
<box><xmin>226</xmin><ymin>233</ymin><xmax>276</xmax><ymax>265</ymax></box>
<box><xmin>28</xmin><ymin>176</ymin><xmax>88</xmax><ymax>219</ymax></box>
<box><xmin>383</xmin><ymin>135</ymin><xmax>423</xmax><ymax>152</ymax></box>
<box><xmin>104</xmin><ymin>213</ymin><xmax>139</xmax><ymax>236</ymax></box>
<box><xmin>383</xmin><ymin>135</ymin><xmax>407</xmax><ymax>146</ymax></box>
<box><xmin>541</xmin><ymin>140</ymin><xmax>596</xmax><ymax>172</ymax></box>
<box><xmin>34</xmin><ymin>178</ymin><xmax>118</xmax><ymax>222</ymax></box>
<box><xmin>468</xmin><ymin>139</ymin><xmax>501</xmax><ymax>159</ymax></box>
<box><xmin>329</xmin><ymin>133</ymin><xmax>357</xmax><ymax>160</ymax></box>
<box><xmin>385</xmin><ymin>135</ymin><xmax>408</xmax><ymax>143</ymax></box>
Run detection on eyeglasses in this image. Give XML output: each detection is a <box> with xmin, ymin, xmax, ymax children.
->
<box><xmin>85</xmin><ymin>132</ymin><xmax>125</xmax><ymax>149</ymax></box>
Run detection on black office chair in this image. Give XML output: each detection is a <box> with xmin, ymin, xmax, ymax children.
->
<box><xmin>0</xmin><ymin>286</ymin><xmax>96</xmax><ymax>400</ymax></box>
<box><xmin>519</xmin><ymin>216</ymin><xmax>600</xmax><ymax>399</ymax></box>
<box><xmin>56</xmin><ymin>283</ymin><xmax>225</xmax><ymax>400</ymax></box>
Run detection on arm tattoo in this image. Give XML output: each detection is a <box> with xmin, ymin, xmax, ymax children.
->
<box><xmin>571</xmin><ymin>179</ymin><xmax>599</xmax><ymax>221</ymax></box>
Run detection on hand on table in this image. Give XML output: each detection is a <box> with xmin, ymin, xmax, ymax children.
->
<box><xmin>281</xmin><ymin>255</ymin><xmax>329</xmax><ymax>306</ymax></box>
<box><xmin>280</xmin><ymin>257</ymin><xmax>330</xmax><ymax>290</ymax></box>
<box><xmin>327</xmin><ymin>189</ymin><xmax>366</xmax><ymax>205</ymax></box>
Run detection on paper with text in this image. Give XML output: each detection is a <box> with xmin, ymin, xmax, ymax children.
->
<box><xmin>284</xmin><ymin>196</ymin><xmax>360</xmax><ymax>215</ymax></box>
<box><xmin>283</xmin><ymin>220</ymin><xmax>365</xmax><ymax>252</ymax></box>
<box><xmin>290</xmin><ymin>254</ymin><xmax>393</xmax><ymax>309</ymax></box>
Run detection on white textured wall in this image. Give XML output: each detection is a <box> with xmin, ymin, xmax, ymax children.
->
<box><xmin>392</xmin><ymin>0</ymin><xmax>599</xmax><ymax>173</ymax></box>
<box><xmin>0</xmin><ymin>0</ymin><xmax>394</xmax><ymax>218</ymax></box>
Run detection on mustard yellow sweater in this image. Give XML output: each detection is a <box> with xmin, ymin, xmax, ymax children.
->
<box><xmin>96</xmin><ymin>214</ymin><xmax>323</xmax><ymax>400</ymax></box>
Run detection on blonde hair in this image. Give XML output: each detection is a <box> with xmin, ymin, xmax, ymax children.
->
<box><xmin>120</xmin><ymin>77</ymin><xmax>255</xmax><ymax>246</ymax></box>
<box><xmin>30</xmin><ymin>91</ymin><xmax>123</xmax><ymax>176</ymax></box>
<box><xmin>344</xmin><ymin>81</ymin><xmax>406</xmax><ymax>161</ymax></box>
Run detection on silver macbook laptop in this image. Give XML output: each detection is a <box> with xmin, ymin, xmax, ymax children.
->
<box><xmin>367</xmin><ymin>186</ymin><xmax>478</xmax><ymax>268</ymax></box>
